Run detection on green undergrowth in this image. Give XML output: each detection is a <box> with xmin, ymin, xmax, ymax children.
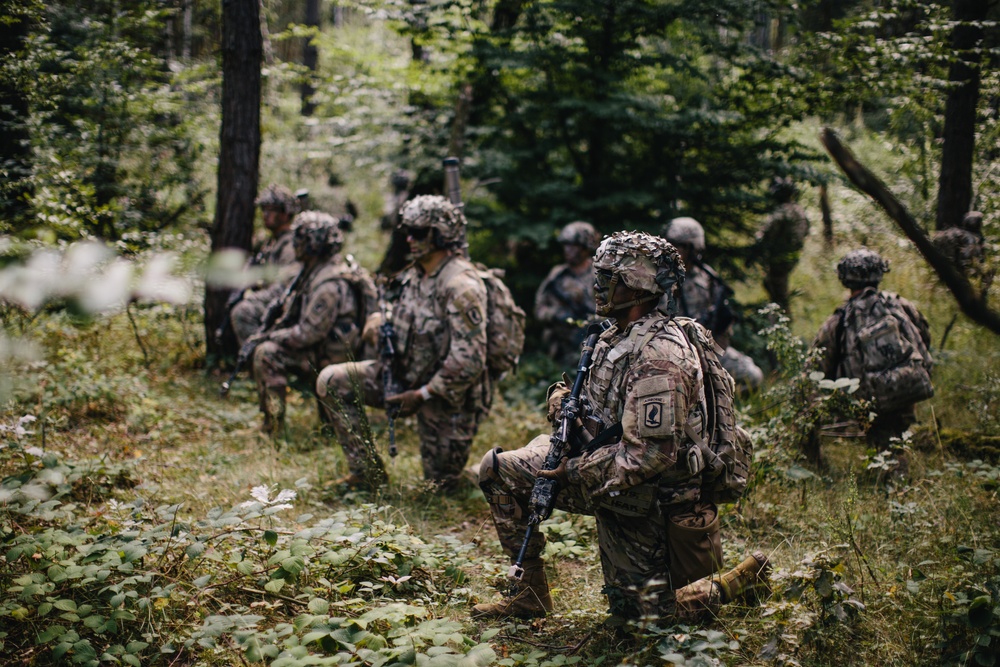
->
<box><xmin>3</xmin><ymin>184</ymin><xmax>1000</xmax><ymax>664</ymax></box>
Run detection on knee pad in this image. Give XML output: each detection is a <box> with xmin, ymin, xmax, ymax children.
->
<box><xmin>476</xmin><ymin>447</ymin><xmax>504</xmax><ymax>491</ymax></box>
<box><xmin>316</xmin><ymin>362</ymin><xmax>357</xmax><ymax>398</ymax></box>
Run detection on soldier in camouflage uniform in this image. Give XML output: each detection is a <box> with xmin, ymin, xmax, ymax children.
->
<box><xmin>813</xmin><ymin>249</ymin><xmax>933</xmax><ymax>466</ymax></box>
<box><xmin>317</xmin><ymin>195</ymin><xmax>491</xmax><ymax>492</ymax></box>
<box><xmin>932</xmin><ymin>211</ymin><xmax>986</xmax><ymax>277</ymax></box>
<box><xmin>473</xmin><ymin>231</ymin><xmax>768</xmax><ymax>623</ymax></box>
<box><xmin>230</xmin><ymin>184</ymin><xmax>303</xmax><ymax>346</ymax></box>
<box><xmin>754</xmin><ymin>177</ymin><xmax>810</xmax><ymax>311</ymax></box>
<box><xmin>535</xmin><ymin>221</ymin><xmax>601</xmax><ymax>368</ymax></box>
<box><xmin>251</xmin><ymin>212</ymin><xmax>375</xmax><ymax>435</ymax></box>
<box><xmin>662</xmin><ymin>217</ymin><xmax>763</xmax><ymax>390</ymax></box>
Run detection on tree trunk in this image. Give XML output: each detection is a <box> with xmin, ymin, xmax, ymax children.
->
<box><xmin>205</xmin><ymin>0</ymin><xmax>262</xmax><ymax>361</ymax></box>
<box><xmin>0</xmin><ymin>3</ymin><xmax>35</xmax><ymax>229</ymax></box>
<box><xmin>301</xmin><ymin>0</ymin><xmax>320</xmax><ymax>116</ymax></box>
<box><xmin>820</xmin><ymin>183</ymin><xmax>833</xmax><ymax>245</ymax></box>
<box><xmin>182</xmin><ymin>0</ymin><xmax>192</xmax><ymax>60</ymax></box>
<box><xmin>935</xmin><ymin>0</ymin><xmax>985</xmax><ymax>231</ymax></box>
<box><xmin>490</xmin><ymin>0</ymin><xmax>524</xmax><ymax>31</ymax></box>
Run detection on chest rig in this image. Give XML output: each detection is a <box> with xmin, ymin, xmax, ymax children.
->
<box><xmin>584</xmin><ymin>317</ymin><xmax>666</xmax><ymax>436</ymax></box>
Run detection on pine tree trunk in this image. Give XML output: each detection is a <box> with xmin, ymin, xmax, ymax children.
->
<box><xmin>0</xmin><ymin>4</ymin><xmax>34</xmax><ymax>228</ymax></box>
<box><xmin>301</xmin><ymin>0</ymin><xmax>320</xmax><ymax>116</ymax></box>
<box><xmin>935</xmin><ymin>0</ymin><xmax>985</xmax><ymax>231</ymax></box>
<box><xmin>205</xmin><ymin>0</ymin><xmax>262</xmax><ymax>362</ymax></box>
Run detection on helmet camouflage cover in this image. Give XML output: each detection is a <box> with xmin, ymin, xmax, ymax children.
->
<box><xmin>255</xmin><ymin>184</ymin><xmax>299</xmax><ymax>215</ymax></box>
<box><xmin>293</xmin><ymin>211</ymin><xmax>344</xmax><ymax>258</ymax></box>
<box><xmin>557</xmin><ymin>221</ymin><xmax>600</xmax><ymax>251</ymax></box>
<box><xmin>663</xmin><ymin>217</ymin><xmax>706</xmax><ymax>253</ymax></box>
<box><xmin>398</xmin><ymin>195</ymin><xmax>467</xmax><ymax>248</ymax></box>
<box><xmin>837</xmin><ymin>248</ymin><xmax>889</xmax><ymax>288</ymax></box>
<box><xmin>593</xmin><ymin>230</ymin><xmax>685</xmax><ymax>296</ymax></box>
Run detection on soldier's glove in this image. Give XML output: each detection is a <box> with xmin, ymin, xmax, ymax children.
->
<box><xmin>362</xmin><ymin>312</ymin><xmax>384</xmax><ymax>347</ymax></box>
<box><xmin>545</xmin><ymin>374</ymin><xmax>572</xmax><ymax>424</ymax></box>
<box><xmin>537</xmin><ymin>456</ymin><xmax>570</xmax><ymax>487</ymax></box>
<box><xmin>387</xmin><ymin>388</ymin><xmax>426</xmax><ymax>418</ymax></box>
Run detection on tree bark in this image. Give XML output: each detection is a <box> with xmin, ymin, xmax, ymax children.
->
<box><xmin>205</xmin><ymin>0</ymin><xmax>262</xmax><ymax>361</ymax></box>
<box><xmin>301</xmin><ymin>0</ymin><xmax>320</xmax><ymax>116</ymax></box>
<box><xmin>820</xmin><ymin>182</ymin><xmax>833</xmax><ymax>245</ymax></box>
<box><xmin>821</xmin><ymin>128</ymin><xmax>1000</xmax><ymax>336</ymax></box>
<box><xmin>0</xmin><ymin>2</ymin><xmax>35</xmax><ymax>228</ymax></box>
<box><xmin>935</xmin><ymin>0</ymin><xmax>985</xmax><ymax>231</ymax></box>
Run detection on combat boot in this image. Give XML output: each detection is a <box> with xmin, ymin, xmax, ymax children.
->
<box><xmin>716</xmin><ymin>551</ymin><xmax>770</xmax><ymax>603</ymax></box>
<box><xmin>471</xmin><ymin>558</ymin><xmax>553</xmax><ymax>619</ymax></box>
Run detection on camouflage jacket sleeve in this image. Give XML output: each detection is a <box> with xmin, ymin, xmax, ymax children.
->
<box><xmin>425</xmin><ymin>271</ymin><xmax>489</xmax><ymax>404</ymax></box>
<box><xmin>811</xmin><ymin>311</ymin><xmax>842</xmax><ymax>378</ymax></box>
<box><xmin>565</xmin><ymin>354</ymin><xmax>698</xmax><ymax>497</ymax></box>
<box><xmin>534</xmin><ymin>265</ymin><xmax>569</xmax><ymax>322</ymax></box>
<box><xmin>269</xmin><ymin>279</ymin><xmax>357</xmax><ymax>350</ymax></box>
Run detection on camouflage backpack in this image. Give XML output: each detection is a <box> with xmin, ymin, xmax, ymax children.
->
<box><xmin>322</xmin><ymin>256</ymin><xmax>379</xmax><ymax>354</ymax></box>
<box><xmin>475</xmin><ymin>263</ymin><xmax>526</xmax><ymax>378</ymax></box>
<box><xmin>836</xmin><ymin>289</ymin><xmax>934</xmax><ymax>413</ymax></box>
<box><xmin>674</xmin><ymin>317</ymin><xmax>754</xmax><ymax>504</ymax></box>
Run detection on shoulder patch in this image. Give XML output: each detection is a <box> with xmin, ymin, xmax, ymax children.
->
<box><xmin>633</xmin><ymin>375</ymin><xmax>675</xmax><ymax>438</ymax></box>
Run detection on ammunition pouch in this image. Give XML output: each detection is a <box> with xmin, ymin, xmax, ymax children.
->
<box><xmin>666</xmin><ymin>502</ymin><xmax>723</xmax><ymax>588</ymax></box>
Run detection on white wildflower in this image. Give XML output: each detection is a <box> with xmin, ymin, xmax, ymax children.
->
<box><xmin>250</xmin><ymin>485</ymin><xmax>271</xmax><ymax>504</ymax></box>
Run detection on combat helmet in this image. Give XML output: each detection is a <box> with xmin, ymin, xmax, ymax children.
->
<box><xmin>837</xmin><ymin>248</ymin><xmax>889</xmax><ymax>289</ymax></box>
<box><xmin>557</xmin><ymin>221</ymin><xmax>600</xmax><ymax>251</ymax></box>
<box><xmin>663</xmin><ymin>217</ymin><xmax>706</xmax><ymax>253</ymax></box>
<box><xmin>593</xmin><ymin>231</ymin><xmax>684</xmax><ymax>316</ymax></box>
<box><xmin>961</xmin><ymin>211</ymin><xmax>983</xmax><ymax>235</ymax></box>
<box><xmin>293</xmin><ymin>211</ymin><xmax>344</xmax><ymax>259</ymax></box>
<box><xmin>398</xmin><ymin>195</ymin><xmax>467</xmax><ymax>249</ymax></box>
<box><xmin>768</xmin><ymin>176</ymin><xmax>799</xmax><ymax>202</ymax></box>
<box><xmin>255</xmin><ymin>184</ymin><xmax>299</xmax><ymax>215</ymax></box>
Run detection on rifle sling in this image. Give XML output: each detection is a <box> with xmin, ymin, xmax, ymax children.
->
<box><xmin>582</xmin><ymin>421</ymin><xmax>623</xmax><ymax>454</ymax></box>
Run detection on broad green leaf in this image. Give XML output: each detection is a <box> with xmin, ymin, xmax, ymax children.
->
<box><xmin>53</xmin><ymin>599</ymin><xmax>77</xmax><ymax>612</ymax></box>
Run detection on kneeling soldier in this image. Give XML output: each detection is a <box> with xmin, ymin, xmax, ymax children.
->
<box><xmin>252</xmin><ymin>212</ymin><xmax>374</xmax><ymax>435</ymax></box>
<box><xmin>474</xmin><ymin>231</ymin><xmax>767</xmax><ymax>623</ymax></box>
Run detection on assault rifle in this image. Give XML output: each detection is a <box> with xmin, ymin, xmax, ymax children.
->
<box><xmin>378</xmin><ymin>289</ymin><xmax>404</xmax><ymax>458</ymax></box>
<box><xmin>510</xmin><ymin>321</ymin><xmax>606</xmax><ymax>582</ymax></box>
<box><xmin>219</xmin><ymin>268</ymin><xmax>306</xmax><ymax>397</ymax></box>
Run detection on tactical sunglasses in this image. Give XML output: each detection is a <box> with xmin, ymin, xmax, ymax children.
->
<box><xmin>595</xmin><ymin>269</ymin><xmax>615</xmax><ymax>289</ymax></box>
<box><xmin>405</xmin><ymin>226</ymin><xmax>432</xmax><ymax>241</ymax></box>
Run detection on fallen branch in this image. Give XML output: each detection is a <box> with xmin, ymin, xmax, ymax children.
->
<box><xmin>820</xmin><ymin>128</ymin><xmax>1000</xmax><ymax>336</ymax></box>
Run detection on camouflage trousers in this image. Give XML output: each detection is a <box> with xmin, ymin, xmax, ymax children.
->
<box><xmin>252</xmin><ymin>341</ymin><xmax>333</xmax><ymax>428</ymax></box>
<box><xmin>318</xmin><ymin>360</ymin><xmax>483</xmax><ymax>487</ymax></box>
<box><xmin>478</xmin><ymin>435</ymin><xmax>723</xmax><ymax>620</ymax></box>
<box><xmin>231</xmin><ymin>284</ymin><xmax>286</xmax><ymax>345</ymax></box>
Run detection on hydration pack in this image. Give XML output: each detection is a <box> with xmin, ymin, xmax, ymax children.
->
<box><xmin>675</xmin><ymin>317</ymin><xmax>754</xmax><ymax>504</ymax></box>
